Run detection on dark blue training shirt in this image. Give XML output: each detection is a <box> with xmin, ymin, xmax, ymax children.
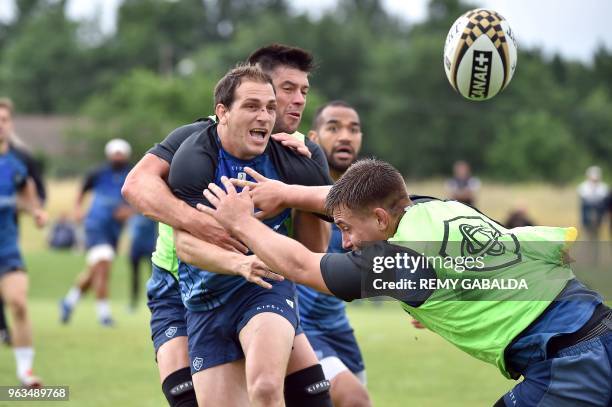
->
<box><xmin>168</xmin><ymin>120</ymin><xmax>332</xmax><ymax>312</ymax></box>
<box><xmin>82</xmin><ymin>163</ymin><xmax>131</xmax><ymax>230</ymax></box>
<box><xmin>0</xmin><ymin>150</ymin><xmax>28</xmax><ymax>258</ymax></box>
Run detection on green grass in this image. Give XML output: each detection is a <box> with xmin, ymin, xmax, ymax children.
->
<box><xmin>2</xmin><ymin>179</ymin><xmax>607</xmax><ymax>406</ymax></box>
<box><xmin>0</xmin><ymin>250</ymin><xmax>514</xmax><ymax>406</ymax></box>
<box><xmin>0</xmin><ymin>250</ymin><xmax>165</xmax><ymax>407</ymax></box>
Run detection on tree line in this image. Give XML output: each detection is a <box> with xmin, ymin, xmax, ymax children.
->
<box><xmin>1</xmin><ymin>0</ymin><xmax>610</xmax><ymax>182</ymax></box>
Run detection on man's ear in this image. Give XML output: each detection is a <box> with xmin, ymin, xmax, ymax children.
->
<box><xmin>215</xmin><ymin>103</ymin><xmax>229</xmax><ymax>125</ymax></box>
<box><xmin>373</xmin><ymin>207</ymin><xmax>390</xmax><ymax>231</ymax></box>
<box><xmin>307</xmin><ymin>130</ymin><xmax>318</xmax><ymax>143</ymax></box>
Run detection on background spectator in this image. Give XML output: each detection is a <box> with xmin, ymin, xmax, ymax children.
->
<box><xmin>48</xmin><ymin>212</ymin><xmax>77</xmax><ymax>250</ymax></box>
<box><xmin>577</xmin><ymin>166</ymin><xmax>608</xmax><ymax>240</ymax></box>
<box><xmin>446</xmin><ymin>160</ymin><xmax>481</xmax><ymax>206</ymax></box>
<box><xmin>505</xmin><ymin>203</ymin><xmax>535</xmax><ymax>228</ymax></box>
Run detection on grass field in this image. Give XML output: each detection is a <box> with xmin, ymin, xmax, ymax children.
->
<box><xmin>0</xmin><ymin>179</ymin><xmax>608</xmax><ymax>406</ymax></box>
<box><xmin>0</xmin><ymin>253</ymin><xmax>512</xmax><ymax>407</ymax></box>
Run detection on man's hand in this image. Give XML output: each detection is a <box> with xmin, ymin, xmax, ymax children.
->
<box><xmin>73</xmin><ymin>206</ymin><xmax>85</xmax><ymax>224</ymax></box>
<box><xmin>235</xmin><ymin>255</ymin><xmax>284</xmax><ymax>289</ymax></box>
<box><xmin>33</xmin><ymin>209</ymin><xmax>48</xmax><ymax>228</ymax></box>
<box><xmin>188</xmin><ymin>213</ymin><xmax>249</xmax><ymax>254</ymax></box>
<box><xmin>198</xmin><ymin>176</ymin><xmax>255</xmax><ymax>232</ymax></box>
<box><xmin>272</xmin><ymin>133</ymin><xmax>311</xmax><ymax>158</ymax></box>
<box><xmin>230</xmin><ymin>167</ymin><xmax>288</xmax><ymax>220</ymax></box>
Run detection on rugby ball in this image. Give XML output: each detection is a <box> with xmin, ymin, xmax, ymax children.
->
<box><xmin>444</xmin><ymin>9</ymin><xmax>518</xmax><ymax>101</ymax></box>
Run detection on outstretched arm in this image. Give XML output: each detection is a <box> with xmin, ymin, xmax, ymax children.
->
<box><xmin>199</xmin><ymin>177</ymin><xmax>331</xmax><ymax>294</ymax></box>
<box><xmin>200</xmin><ymin>177</ymin><xmax>438</xmax><ymax>306</ymax></box>
<box><xmin>232</xmin><ymin>167</ymin><xmax>331</xmax><ymax>219</ymax></box>
<box><xmin>174</xmin><ymin>229</ymin><xmax>282</xmax><ymax>289</ymax></box>
<box><xmin>122</xmin><ymin>153</ymin><xmax>247</xmax><ymax>253</ymax></box>
<box><xmin>228</xmin><ymin>215</ymin><xmax>330</xmax><ymax>294</ymax></box>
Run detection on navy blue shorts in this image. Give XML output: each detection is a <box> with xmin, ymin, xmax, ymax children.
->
<box><xmin>0</xmin><ymin>251</ymin><xmax>25</xmax><ymax>278</ymax></box>
<box><xmin>502</xmin><ymin>331</ymin><xmax>612</xmax><ymax>406</ymax></box>
<box><xmin>84</xmin><ymin>222</ymin><xmax>122</xmax><ymax>250</ymax></box>
<box><xmin>147</xmin><ymin>264</ymin><xmax>187</xmax><ymax>355</ymax></box>
<box><xmin>130</xmin><ymin>244</ymin><xmax>154</xmax><ymax>263</ymax></box>
<box><xmin>187</xmin><ymin>280</ymin><xmax>299</xmax><ymax>374</ymax></box>
<box><xmin>307</xmin><ymin>327</ymin><xmax>365</xmax><ymax>375</ymax></box>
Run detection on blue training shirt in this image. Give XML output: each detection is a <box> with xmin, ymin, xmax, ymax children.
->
<box><xmin>297</xmin><ymin>223</ymin><xmax>351</xmax><ymax>334</ymax></box>
<box><xmin>168</xmin><ymin>121</ymin><xmax>332</xmax><ymax>312</ymax></box>
<box><xmin>169</xmin><ymin>137</ymin><xmax>293</xmax><ymax>311</ymax></box>
<box><xmin>0</xmin><ymin>149</ymin><xmax>28</xmax><ymax>257</ymax></box>
<box><xmin>82</xmin><ymin>163</ymin><xmax>131</xmax><ymax>229</ymax></box>
<box><xmin>129</xmin><ymin>213</ymin><xmax>157</xmax><ymax>255</ymax></box>
<box><xmin>146</xmin><ymin>118</ymin><xmax>331</xmax><ymax>305</ymax></box>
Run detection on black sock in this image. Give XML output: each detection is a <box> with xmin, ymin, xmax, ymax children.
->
<box><xmin>284</xmin><ymin>364</ymin><xmax>332</xmax><ymax>407</ymax></box>
<box><xmin>0</xmin><ymin>300</ymin><xmax>7</xmax><ymax>331</ymax></box>
<box><xmin>129</xmin><ymin>258</ymin><xmax>140</xmax><ymax>308</ymax></box>
<box><xmin>161</xmin><ymin>367</ymin><xmax>197</xmax><ymax>407</ymax></box>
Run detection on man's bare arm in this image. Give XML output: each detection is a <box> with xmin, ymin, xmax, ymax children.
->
<box><xmin>174</xmin><ymin>229</ymin><xmax>282</xmax><ymax>289</ymax></box>
<box><xmin>73</xmin><ymin>180</ymin><xmax>89</xmax><ymax>223</ymax></box>
<box><xmin>232</xmin><ymin>167</ymin><xmax>331</xmax><ymax>218</ymax></box>
<box><xmin>232</xmin><ymin>216</ymin><xmax>330</xmax><ymax>294</ymax></box>
<box><xmin>281</xmin><ymin>185</ymin><xmax>331</xmax><ymax>215</ymax></box>
<box><xmin>199</xmin><ymin>179</ymin><xmax>331</xmax><ymax>294</ymax></box>
<box><xmin>18</xmin><ymin>178</ymin><xmax>47</xmax><ymax>228</ymax></box>
<box><xmin>122</xmin><ymin>153</ymin><xmax>247</xmax><ymax>253</ymax></box>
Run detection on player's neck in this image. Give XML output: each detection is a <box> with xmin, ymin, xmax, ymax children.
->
<box><xmin>389</xmin><ymin>198</ymin><xmax>411</xmax><ymax>236</ymax></box>
<box><xmin>331</xmin><ymin>169</ymin><xmax>343</xmax><ymax>181</ymax></box>
<box><xmin>387</xmin><ymin>213</ymin><xmax>402</xmax><ymax>237</ymax></box>
<box><xmin>0</xmin><ymin>139</ymin><xmax>8</xmax><ymax>154</ymax></box>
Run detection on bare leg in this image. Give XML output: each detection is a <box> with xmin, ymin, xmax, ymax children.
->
<box><xmin>240</xmin><ymin>312</ymin><xmax>295</xmax><ymax>407</ymax></box>
<box><xmin>192</xmin><ymin>359</ymin><xmax>249</xmax><ymax>407</ymax></box>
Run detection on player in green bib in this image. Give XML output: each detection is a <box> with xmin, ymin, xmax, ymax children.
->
<box><xmin>200</xmin><ymin>158</ymin><xmax>612</xmax><ymax>407</ymax></box>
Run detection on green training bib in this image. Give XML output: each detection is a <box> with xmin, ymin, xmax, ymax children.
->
<box><xmin>388</xmin><ymin>200</ymin><xmax>575</xmax><ymax>377</ymax></box>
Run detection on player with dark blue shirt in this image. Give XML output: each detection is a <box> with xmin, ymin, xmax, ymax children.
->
<box><xmin>297</xmin><ymin>101</ymin><xmax>370</xmax><ymax>406</ymax></box>
<box><xmin>0</xmin><ymin>98</ymin><xmax>47</xmax><ymax>387</ymax></box>
<box><xmin>60</xmin><ymin>139</ymin><xmax>133</xmax><ymax>326</ymax></box>
<box><xmin>169</xmin><ymin>65</ymin><xmax>333</xmax><ymax>407</ymax></box>
<box><xmin>0</xmin><ymin>138</ymin><xmax>47</xmax><ymax>346</ymax></box>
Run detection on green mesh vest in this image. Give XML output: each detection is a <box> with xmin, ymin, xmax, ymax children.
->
<box><xmin>388</xmin><ymin>200</ymin><xmax>576</xmax><ymax>378</ymax></box>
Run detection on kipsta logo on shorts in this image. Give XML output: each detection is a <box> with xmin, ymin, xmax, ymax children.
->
<box><xmin>193</xmin><ymin>357</ymin><xmax>204</xmax><ymax>371</ymax></box>
<box><xmin>165</xmin><ymin>326</ymin><xmax>177</xmax><ymax>338</ymax></box>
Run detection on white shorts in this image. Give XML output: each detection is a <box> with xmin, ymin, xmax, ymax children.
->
<box><xmin>86</xmin><ymin>244</ymin><xmax>115</xmax><ymax>266</ymax></box>
<box><xmin>320</xmin><ymin>356</ymin><xmax>367</xmax><ymax>384</ymax></box>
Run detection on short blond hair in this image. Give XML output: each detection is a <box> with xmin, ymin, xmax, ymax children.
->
<box><xmin>0</xmin><ymin>98</ymin><xmax>14</xmax><ymax>115</ymax></box>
